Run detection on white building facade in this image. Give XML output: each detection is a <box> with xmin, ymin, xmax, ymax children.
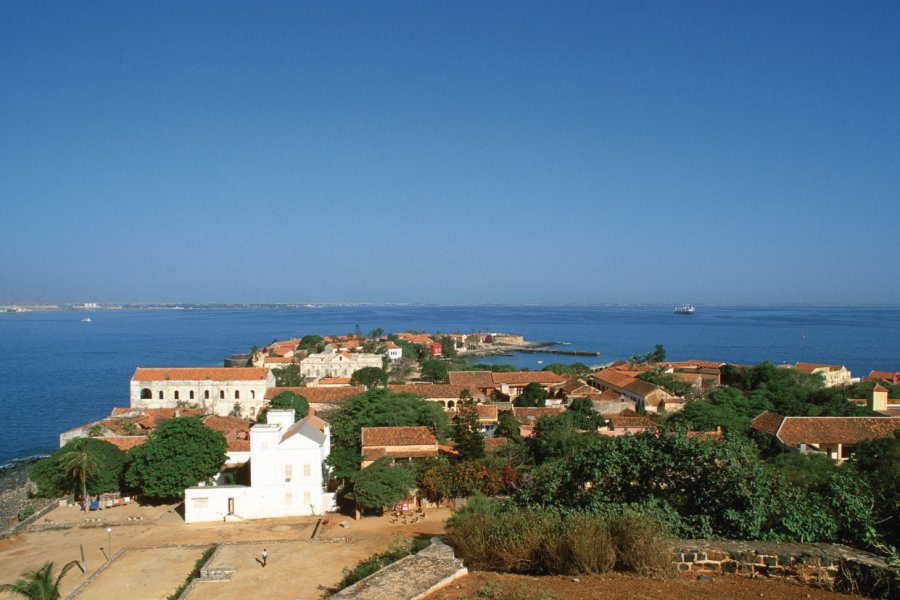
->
<box><xmin>130</xmin><ymin>368</ymin><xmax>275</xmax><ymax>419</ymax></box>
<box><xmin>299</xmin><ymin>347</ymin><xmax>382</xmax><ymax>379</ymax></box>
<box><xmin>184</xmin><ymin>409</ymin><xmax>335</xmax><ymax>523</ymax></box>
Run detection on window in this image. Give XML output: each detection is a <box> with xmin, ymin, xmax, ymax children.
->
<box><xmin>303</xmin><ymin>491</ymin><xmax>311</xmax><ymax>505</ymax></box>
<box><xmin>174</xmin><ymin>391</ymin><xmax>180</xmax><ymax>400</ymax></box>
<box><xmin>159</xmin><ymin>390</ymin><xmax>164</xmax><ymax>400</ymax></box>
<box><xmin>250</xmin><ymin>407</ymin><xmax>256</xmax><ymax>417</ymax></box>
<box><xmin>189</xmin><ymin>391</ymin><xmax>195</xmax><ymax>400</ymax></box>
<box><xmin>140</xmin><ymin>388</ymin><xmax>152</xmax><ymax>399</ymax></box>
<box><xmin>251</xmin><ymin>390</ymin><xmax>256</xmax><ymax>399</ymax></box>
<box><xmin>284</xmin><ymin>464</ymin><xmax>293</xmax><ymax>483</ymax></box>
<box><xmin>303</xmin><ymin>464</ymin><xmax>311</xmax><ymax>477</ymax></box>
<box><xmin>219</xmin><ymin>390</ymin><xmax>225</xmax><ymax>399</ymax></box>
<box><xmin>204</xmin><ymin>390</ymin><xmax>210</xmax><ymax>400</ymax></box>
<box><xmin>192</xmin><ymin>497</ymin><xmax>208</xmax><ymax>509</ymax></box>
<box><xmin>285</xmin><ymin>492</ymin><xmax>293</xmax><ymax>506</ymax></box>
<box><xmin>234</xmin><ymin>390</ymin><xmax>240</xmax><ymax>399</ymax></box>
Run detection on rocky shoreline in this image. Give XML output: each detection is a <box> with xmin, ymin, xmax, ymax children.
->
<box><xmin>0</xmin><ymin>458</ymin><xmax>53</xmax><ymax>536</ymax></box>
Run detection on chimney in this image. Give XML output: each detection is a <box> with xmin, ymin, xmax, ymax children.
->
<box><xmin>869</xmin><ymin>385</ymin><xmax>888</xmax><ymax>413</ymax></box>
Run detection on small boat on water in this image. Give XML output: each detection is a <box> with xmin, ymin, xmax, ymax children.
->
<box><xmin>81</xmin><ymin>317</ymin><xmax>92</xmax><ymax>323</ymax></box>
<box><xmin>674</xmin><ymin>304</ymin><xmax>695</xmax><ymax>315</ymax></box>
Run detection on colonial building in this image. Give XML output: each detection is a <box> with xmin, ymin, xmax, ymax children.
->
<box><xmin>299</xmin><ymin>347</ymin><xmax>382</xmax><ymax>380</ymax></box>
<box><xmin>184</xmin><ymin>409</ymin><xmax>334</xmax><ymax>523</ymax></box>
<box><xmin>360</xmin><ymin>426</ymin><xmax>439</xmax><ymax>467</ymax></box>
<box><xmin>264</xmin><ymin>386</ymin><xmax>366</xmax><ymax>413</ymax></box>
<box><xmin>793</xmin><ymin>362</ymin><xmax>853</xmax><ymax>387</ymax></box>
<box><xmin>589</xmin><ymin>368</ymin><xmax>680</xmax><ymax>413</ymax></box>
<box><xmin>130</xmin><ymin>368</ymin><xmax>274</xmax><ymax>419</ymax></box>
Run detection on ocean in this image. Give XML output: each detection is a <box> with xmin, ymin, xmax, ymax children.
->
<box><xmin>1</xmin><ymin>305</ymin><xmax>898</xmax><ymax>465</ymax></box>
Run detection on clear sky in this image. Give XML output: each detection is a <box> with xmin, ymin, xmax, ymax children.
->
<box><xmin>1</xmin><ymin>1</ymin><xmax>898</xmax><ymax>305</ymax></box>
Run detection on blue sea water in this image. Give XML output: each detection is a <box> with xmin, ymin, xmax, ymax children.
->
<box><xmin>1</xmin><ymin>305</ymin><xmax>899</xmax><ymax>464</ymax></box>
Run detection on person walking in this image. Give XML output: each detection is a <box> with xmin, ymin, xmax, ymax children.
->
<box><xmin>261</xmin><ymin>548</ymin><xmax>267</xmax><ymax>567</ymax></box>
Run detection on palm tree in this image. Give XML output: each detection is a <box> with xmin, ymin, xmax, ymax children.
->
<box><xmin>59</xmin><ymin>439</ymin><xmax>105</xmax><ymax>505</ymax></box>
<box><xmin>0</xmin><ymin>560</ymin><xmax>81</xmax><ymax>600</ymax></box>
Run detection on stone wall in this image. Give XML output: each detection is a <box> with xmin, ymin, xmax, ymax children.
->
<box><xmin>674</xmin><ymin>539</ymin><xmax>897</xmax><ymax>598</ymax></box>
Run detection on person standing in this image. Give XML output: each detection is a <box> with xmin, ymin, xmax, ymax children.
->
<box><xmin>261</xmin><ymin>548</ymin><xmax>267</xmax><ymax>567</ymax></box>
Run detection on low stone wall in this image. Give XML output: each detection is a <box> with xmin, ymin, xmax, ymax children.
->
<box><xmin>674</xmin><ymin>540</ymin><xmax>897</xmax><ymax>598</ymax></box>
<box><xmin>333</xmin><ymin>538</ymin><xmax>467</xmax><ymax>600</ymax></box>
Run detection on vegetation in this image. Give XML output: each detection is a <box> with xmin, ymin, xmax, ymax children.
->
<box><xmin>338</xmin><ymin>536</ymin><xmax>430</xmax><ymax>589</ymax></box>
<box><xmin>631</xmin><ymin>344</ymin><xmax>666</xmax><ymax>365</ymax></box>
<box><xmin>297</xmin><ymin>334</ymin><xmax>324</xmax><ymax>352</ymax></box>
<box><xmin>0</xmin><ymin>560</ymin><xmax>81</xmax><ymax>600</ymax></box>
<box><xmin>418</xmin><ymin>457</ymin><xmax>519</xmax><ymax>502</ymax></box>
<box><xmin>257</xmin><ymin>391</ymin><xmax>309</xmax><ymax>423</ymax></box>
<box><xmin>347</xmin><ymin>458</ymin><xmax>416</xmax><ymax>511</ymax></box>
<box><xmin>444</xmin><ymin>500</ymin><xmax>670</xmax><ymax>576</ymax></box>
<box><xmin>350</xmin><ymin>366</ymin><xmax>389</xmax><ymax>388</ymax></box>
<box><xmin>847</xmin><ymin>429</ymin><xmax>900</xmax><ymax>548</ymax></box>
<box><xmin>452</xmin><ymin>391</ymin><xmax>485</xmax><ymax>460</ymax></box>
<box><xmin>166</xmin><ymin>545</ymin><xmax>217</xmax><ymax>600</ymax></box>
<box><xmin>30</xmin><ymin>438</ymin><xmax>126</xmax><ymax>499</ymax></box>
<box><xmin>513</xmin><ymin>383</ymin><xmax>548</xmax><ymax>407</ymax></box>
<box><xmin>495</xmin><ymin>412</ymin><xmax>522</xmax><ymax>442</ymax></box>
<box><xmin>273</xmin><ymin>362</ymin><xmax>304</xmax><ymax>386</ymax></box>
<box><xmin>542</xmin><ymin>362</ymin><xmax>591</xmax><ymax>377</ymax></box>
<box><xmin>420</xmin><ymin>359</ymin><xmax>449</xmax><ymax>382</ymax></box>
<box><xmin>326</xmin><ymin>389</ymin><xmax>451</xmax><ymax>477</ymax></box>
<box><xmin>567</xmin><ymin>397</ymin><xmax>605</xmax><ymax>430</ymax></box>
<box><xmin>124</xmin><ymin>417</ymin><xmax>227</xmax><ymax>501</ymax></box>
<box><xmin>637</xmin><ymin>370</ymin><xmax>695</xmax><ymax>397</ymax></box>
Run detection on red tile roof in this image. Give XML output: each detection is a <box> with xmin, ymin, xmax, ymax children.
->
<box><xmin>264</xmin><ymin>356</ymin><xmax>297</xmax><ymax>364</ymax></box>
<box><xmin>795</xmin><ymin>362</ymin><xmax>845</xmax><ymax>374</ymax></box>
<box><xmin>608</xmin><ymin>415</ymin><xmax>658</xmax><ymax>429</ymax></box>
<box><xmin>132</xmin><ymin>367</ymin><xmax>269</xmax><ymax>382</ymax></box>
<box><xmin>591</xmin><ymin>368</ymin><xmax>637</xmax><ymax>389</ymax></box>
<box><xmin>511</xmin><ymin>406</ymin><xmax>565</xmax><ymax>424</ymax></box>
<box><xmin>97</xmin><ymin>437</ymin><xmax>147</xmax><ymax>451</ymax></box>
<box><xmin>318</xmin><ymin>377</ymin><xmax>351</xmax><ymax>385</ymax></box>
<box><xmin>750</xmin><ymin>410</ymin><xmax>784</xmax><ymax>436</ymax></box>
<box><xmin>388</xmin><ymin>384</ymin><xmax>476</xmax><ymax>399</ymax></box>
<box><xmin>361</xmin><ymin>426</ymin><xmax>438</xmax><ymax>448</ymax></box>
<box><xmin>664</xmin><ymin>360</ymin><xmax>725</xmax><ymax>369</ymax></box>
<box><xmin>447</xmin><ymin>371</ymin><xmax>495</xmax><ymax>389</ymax></box>
<box><xmin>265</xmin><ymin>386</ymin><xmax>365</xmax><ymax>404</ymax></box>
<box><xmin>491</xmin><ymin>371</ymin><xmax>566</xmax><ymax>385</ymax></box>
<box><xmin>776</xmin><ymin>417</ymin><xmax>900</xmax><ymax>445</ymax></box>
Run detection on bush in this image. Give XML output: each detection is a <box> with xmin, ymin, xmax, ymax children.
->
<box><xmin>17</xmin><ymin>505</ymin><xmax>35</xmax><ymax>522</ymax></box>
<box><xmin>541</xmin><ymin>512</ymin><xmax>615</xmax><ymax>575</ymax></box>
<box><xmin>606</xmin><ymin>511</ymin><xmax>672</xmax><ymax>575</ymax></box>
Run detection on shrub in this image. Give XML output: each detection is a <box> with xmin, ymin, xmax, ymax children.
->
<box><xmin>17</xmin><ymin>505</ymin><xmax>35</xmax><ymax>522</ymax></box>
<box><xmin>606</xmin><ymin>511</ymin><xmax>672</xmax><ymax>576</ymax></box>
<box><xmin>338</xmin><ymin>536</ymin><xmax>430</xmax><ymax>589</ymax></box>
<box><xmin>541</xmin><ymin>512</ymin><xmax>615</xmax><ymax>575</ymax></box>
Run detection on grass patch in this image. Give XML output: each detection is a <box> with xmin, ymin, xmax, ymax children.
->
<box><xmin>167</xmin><ymin>544</ymin><xmax>217</xmax><ymax>600</ymax></box>
<box><xmin>470</xmin><ymin>580</ymin><xmax>558</xmax><ymax>600</ymax></box>
<box><xmin>338</xmin><ymin>536</ymin><xmax>431</xmax><ymax>589</ymax></box>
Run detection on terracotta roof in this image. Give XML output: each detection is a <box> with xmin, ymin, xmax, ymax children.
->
<box><xmin>97</xmin><ymin>437</ymin><xmax>147</xmax><ymax>451</ymax></box>
<box><xmin>873</xmin><ymin>384</ymin><xmax>888</xmax><ymax>392</ymax></box>
<box><xmin>511</xmin><ymin>406</ymin><xmax>565</xmax><ymax>424</ymax></box>
<box><xmin>776</xmin><ymin>417</ymin><xmax>900</xmax><ymax>445</ymax></box>
<box><xmin>491</xmin><ymin>371</ymin><xmax>566</xmax><ymax>385</ymax></box>
<box><xmin>202</xmin><ymin>415</ymin><xmax>249</xmax><ymax>435</ymax></box>
<box><xmin>664</xmin><ymin>360</ymin><xmax>725</xmax><ymax>369</ymax></box>
<box><xmin>361</xmin><ymin>426</ymin><xmax>438</xmax><ymax>448</ymax></box>
<box><xmin>132</xmin><ymin>367</ymin><xmax>269</xmax><ymax>382</ymax></box>
<box><xmin>608</xmin><ymin>415</ymin><xmax>658</xmax><ymax>429</ymax></box>
<box><xmin>591</xmin><ymin>368</ymin><xmax>637</xmax><ymax>389</ymax></box>
<box><xmin>750</xmin><ymin>411</ymin><xmax>786</xmax><ymax>436</ymax></box>
<box><xmin>318</xmin><ymin>377</ymin><xmax>351</xmax><ymax>385</ymax></box>
<box><xmin>867</xmin><ymin>370</ymin><xmax>899</xmax><ymax>382</ymax></box>
<box><xmin>388</xmin><ymin>384</ymin><xmax>477</xmax><ymax>399</ymax></box>
<box><xmin>795</xmin><ymin>362</ymin><xmax>845</xmax><ymax>374</ymax></box>
<box><xmin>265</xmin><ymin>386</ymin><xmax>365</xmax><ymax>404</ymax></box>
<box><xmin>264</xmin><ymin>356</ymin><xmax>297</xmax><ymax>364</ymax></box>
<box><xmin>447</xmin><ymin>371</ymin><xmax>495</xmax><ymax>389</ymax></box>
<box><xmin>393</xmin><ymin>332</ymin><xmax>435</xmax><ymax>346</ymax></box>
<box><xmin>475</xmin><ymin>404</ymin><xmax>498</xmax><ymax>420</ymax></box>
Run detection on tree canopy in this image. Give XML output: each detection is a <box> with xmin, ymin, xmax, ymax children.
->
<box><xmin>348</xmin><ymin>458</ymin><xmax>416</xmax><ymax>511</ymax></box>
<box><xmin>274</xmin><ymin>363</ymin><xmax>304</xmax><ymax>387</ymax></box>
<box><xmin>452</xmin><ymin>392</ymin><xmax>485</xmax><ymax>460</ymax></box>
<box><xmin>0</xmin><ymin>560</ymin><xmax>81</xmax><ymax>600</ymax></box>
<box><xmin>513</xmin><ymin>383</ymin><xmax>548</xmax><ymax>407</ymax></box>
<box><xmin>420</xmin><ymin>359</ymin><xmax>449</xmax><ymax>382</ymax></box>
<box><xmin>258</xmin><ymin>391</ymin><xmax>309</xmax><ymax>423</ymax></box>
<box><xmin>30</xmin><ymin>438</ymin><xmax>126</xmax><ymax>499</ymax></box>
<box><xmin>350</xmin><ymin>367</ymin><xmax>389</xmax><ymax>388</ymax></box>
<box><xmin>124</xmin><ymin>417</ymin><xmax>227</xmax><ymax>501</ymax></box>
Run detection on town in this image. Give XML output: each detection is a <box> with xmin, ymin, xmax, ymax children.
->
<box><xmin>1</xmin><ymin>327</ymin><xmax>897</xmax><ymax>599</ymax></box>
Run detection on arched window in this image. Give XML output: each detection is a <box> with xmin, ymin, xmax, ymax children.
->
<box><xmin>219</xmin><ymin>390</ymin><xmax>225</xmax><ymax>399</ymax></box>
<box><xmin>204</xmin><ymin>390</ymin><xmax>210</xmax><ymax>400</ymax></box>
<box><xmin>140</xmin><ymin>388</ymin><xmax>152</xmax><ymax>400</ymax></box>
<box><xmin>174</xmin><ymin>391</ymin><xmax>180</xmax><ymax>400</ymax></box>
<box><xmin>234</xmin><ymin>390</ymin><xmax>240</xmax><ymax>399</ymax></box>
<box><xmin>250</xmin><ymin>390</ymin><xmax>256</xmax><ymax>399</ymax></box>
<box><xmin>159</xmin><ymin>390</ymin><xmax>164</xmax><ymax>400</ymax></box>
<box><xmin>250</xmin><ymin>407</ymin><xmax>256</xmax><ymax>417</ymax></box>
<box><xmin>189</xmin><ymin>391</ymin><xmax>195</xmax><ymax>400</ymax></box>
<box><xmin>447</xmin><ymin>400</ymin><xmax>455</xmax><ymax>409</ymax></box>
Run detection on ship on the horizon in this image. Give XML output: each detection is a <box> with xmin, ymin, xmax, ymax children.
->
<box><xmin>674</xmin><ymin>304</ymin><xmax>696</xmax><ymax>315</ymax></box>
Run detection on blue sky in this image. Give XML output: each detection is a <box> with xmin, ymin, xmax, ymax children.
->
<box><xmin>1</xmin><ymin>2</ymin><xmax>898</xmax><ymax>305</ymax></box>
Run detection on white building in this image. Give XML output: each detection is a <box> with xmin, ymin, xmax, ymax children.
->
<box><xmin>130</xmin><ymin>368</ymin><xmax>275</xmax><ymax>419</ymax></box>
<box><xmin>299</xmin><ymin>347</ymin><xmax>382</xmax><ymax>379</ymax></box>
<box><xmin>385</xmin><ymin>341</ymin><xmax>403</xmax><ymax>361</ymax></box>
<box><xmin>184</xmin><ymin>409</ymin><xmax>335</xmax><ymax>523</ymax></box>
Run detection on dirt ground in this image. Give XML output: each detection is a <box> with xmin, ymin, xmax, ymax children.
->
<box><xmin>426</xmin><ymin>571</ymin><xmax>858</xmax><ymax>600</ymax></box>
<box><xmin>0</xmin><ymin>502</ymin><xmax>451</xmax><ymax>600</ymax></box>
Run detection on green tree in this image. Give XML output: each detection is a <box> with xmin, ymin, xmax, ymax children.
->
<box><xmin>531</xmin><ymin>412</ymin><xmax>585</xmax><ymax>463</ymax></box>
<box><xmin>348</xmin><ymin>458</ymin><xmax>416</xmax><ymax>511</ymax></box>
<box><xmin>452</xmin><ymin>392</ymin><xmax>485</xmax><ymax>460</ymax></box>
<box><xmin>59</xmin><ymin>438</ymin><xmax>107</xmax><ymax>503</ymax></box>
<box><xmin>637</xmin><ymin>370</ymin><xmax>694</xmax><ymax>397</ymax></box>
<box><xmin>514</xmin><ymin>383</ymin><xmax>548</xmax><ymax>407</ymax></box>
<box><xmin>421</xmin><ymin>359</ymin><xmax>449</xmax><ymax>382</ymax></box>
<box><xmin>258</xmin><ymin>391</ymin><xmax>309</xmax><ymax>423</ymax></box>
<box><xmin>388</xmin><ymin>357</ymin><xmax>417</xmax><ymax>382</ymax></box>
<box><xmin>848</xmin><ymin>429</ymin><xmax>900</xmax><ymax>547</ymax></box>
<box><xmin>0</xmin><ymin>560</ymin><xmax>81</xmax><ymax>600</ymax></box>
<box><xmin>368</xmin><ymin>328</ymin><xmax>384</xmax><ymax>340</ymax></box>
<box><xmin>567</xmin><ymin>397</ymin><xmax>606</xmax><ymax>430</ymax></box>
<box><xmin>86</xmin><ymin>423</ymin><xmax>104</xmax><ymax>438</ymax></box>
<box><xmin>350</xmin><ymin>367</ymin><xmax>389</xmax><ymax>388</ymax></box>
<box><xmin>495</xmin><ymin>412</ymin><xmax>522</xmax><ymax>442</ymax></box>
<box><xmin>274</xmin><ymin>363</ymin><xmax>304</xmax><ymax>387</ymax></box>
<box><xmin>30</xmin><ymin>438</ymin><xmax>126</xmax><ymax>499</ymax></box>
<box><xmin>297</xmin><ymin>335</ymin><xmax>324</xmax><ymax>352</ymax></box>
<box><xmin>436</xmin><ymin>335</ymin><xmax>458</xmax><ymax>359</ymax></box>
<box><xmin>124</xmin><ymin>417</ymin><xmax>227</xmax><ymax>501</ymax></box>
